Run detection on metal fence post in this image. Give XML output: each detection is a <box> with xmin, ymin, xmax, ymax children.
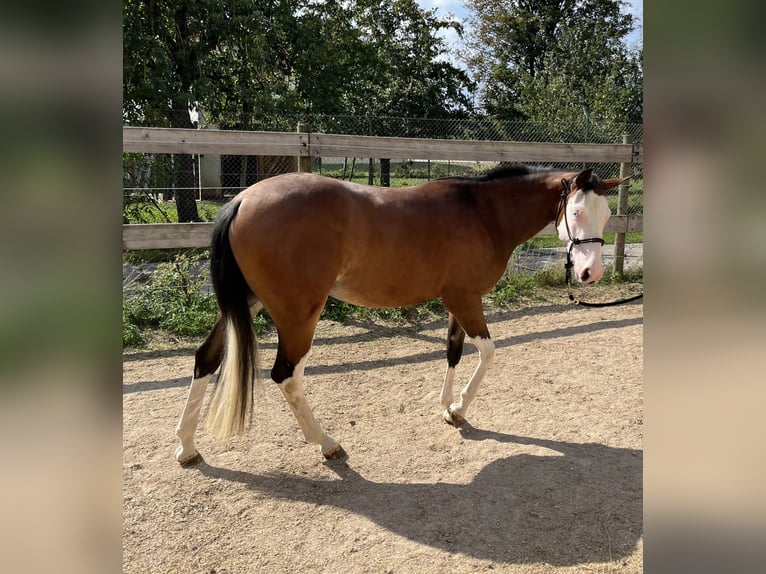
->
<box><xmin>297</xmin><ymin>122</ymin><xmax>312</xmax><ymax>173</ymax></box>
<box><xmin>613</xmin><ymin>133</ymin><xmax>632</xmax><ymax>276</ymax></box>
<box><xmin>380</xmin><ymin>159</ymin><xmax>390</xmax><ymax>187</ymax></box>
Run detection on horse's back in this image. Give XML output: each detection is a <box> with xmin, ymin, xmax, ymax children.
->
<box><xmin>230</xmin><ymin>172</ymin><xmax>461</xmax><ymax>250</ymax></box>
<box><xmin>227</xmin><ymin>173</ymin><xmax>500</xmax><ymax>308</ymax></box>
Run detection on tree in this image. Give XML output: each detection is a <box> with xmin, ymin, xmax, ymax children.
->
<box><xmin>124</xmin><ymin>0</ymin><xmax>300</xmax><ymax>219</ymax></box>
<box><xmin>124</xmin><ymin>0</ymin><xmax>213</xmax><ymax>220</ymax></box>
<box><xmin>463</xmin><ymin>0</ymin><xmax>641</xmax><ymax>129</ymax></box>
<box><xmin>124</xmin><ymin>0</ymin><xmax>476</xmax><ymax>200</ymax></box>
<box><xmin>345</xmin><ymin>0</ymin><xmax>474</xmax><ymax>120</ymax></box>
<box><xmin>124</xmin><ymin>0</ymin><xmax>474</xmax><ymax>124</ymax></box>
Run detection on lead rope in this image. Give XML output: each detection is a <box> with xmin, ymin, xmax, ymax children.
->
<box><xmin>559</xmin><ymin>178</ymin><xmax>643</xmax><ymax>308</ymax></box>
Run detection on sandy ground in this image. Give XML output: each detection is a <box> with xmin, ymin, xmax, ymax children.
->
<box><xmin>123</xmin><ymin>295</ymin><xmax>643</xmax><ymax>573</ymax></box>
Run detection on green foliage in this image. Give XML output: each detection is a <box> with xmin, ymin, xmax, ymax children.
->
<box><xmin>123</xmin><ymin>0</ymin><xmax>473</xmax><ymax>127</ymax></box>
<box><xmin>123</xmin><ymin>248</ymin><xmax>210</xmax><ymax>265</ymax></box>
<box><xmin>123</xmin><ymin>253</ymin><xmax>219</xmax><ymax>346</ymax></box>
<box><xmin>319</xmin><ymin>297</ymin><xmax>444</xmax><ymax>325</ymax></box>
<box><xmin>318</xmin><ymin>160</ymin><xmax>475</xmax><ymax>185</ymax></box>
<box><xmin>600</xmin><ymin>266</ymin><xmax>644</xmax><ymax>285</ymax></box>
<box><xmin>489</xmin><ymin>265</ymin><xmax>571</xmax><ymax>307</ymax></box>
<box><xmin>521</xmin><ymin>231</ymin><xmax>643</xmax><ymax>251</ymax></box>
<box><xmin>122</xmin><ymin>305</ymin><xmax>146</xmax><ymax>347</ymax></box>
<box><xmin>605</xmin><ymin>179</ymin><xmax>644</xmax><ymax>215</ymax></box>
<box><xmin>122</xmin><ymin>193</ymin><xmax>163</xmax><ymax>225</ymax></box>
<box><xmin>489</xmin><ymin>271</ymin><xmax>539</xmax><ymax>306</ymax></box>
<box><xmin>321</xmin><ymin>298</ymin><xmax>356</xmax><ymax>323</ymax></box>
<box><xmin>122</xmin><ymin>197</ymin><xmax>223</xmax><ymax>224</ymax></box>
<box><xmin>464</xmin><ymin>0</ymin><xmax>642</xmax><ymax>125</ymax></box>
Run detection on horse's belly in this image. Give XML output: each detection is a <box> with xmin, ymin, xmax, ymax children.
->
<box><xmin>329</xmin><ymin>274</ymin><xmax>439</xmax><ymax>309</ymax></box>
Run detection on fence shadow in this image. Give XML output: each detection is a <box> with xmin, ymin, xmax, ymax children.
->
<box><xmin>121</xmin><ymin>304</ymin><xmax>574</xmax><ymax>363</ymax></box>
<box><xmin>122</xmin><ymin>310</ymin><xmax>642</xmax><ymax>394</ymax></box>
<box><xmin>194</xmin><ymin>431</ymin><xmax>642</xmax><ymax>566</ymax></box>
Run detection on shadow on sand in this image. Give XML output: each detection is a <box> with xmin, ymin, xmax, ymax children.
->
<box><xmin>123</xmin><ymin>308</ymin><xmax>642</xmax><ymax>394</ymax></box>
<box><xmin>193</xmin><ymin>427</ymin><xmax>642</xmax><ymax>566</ymax></box>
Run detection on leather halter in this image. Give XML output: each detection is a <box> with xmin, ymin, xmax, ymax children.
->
<box><xmin>557</xmin><ymin>178</ymin><xmax>605</xmax><ymax>287</ymax></box>
<box><xmin>557</xmin><ymin>178</ymin><xmax>643</xmax><ymax>307</ymax></box>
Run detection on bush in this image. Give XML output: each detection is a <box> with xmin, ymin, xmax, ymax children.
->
<box><xmin>122</xmin><ymin>304</ymin><xmax>146</xmax><ymax>347</ymax></box>
<box><xmin>489</xmin><ymin>271</ymin><xmax>539</xmax><ymax>306</ymax></box>
<box><xmin>123</xmin><ymin>252</ymin><xmax>219</xmax><ymax>346</ymax></box>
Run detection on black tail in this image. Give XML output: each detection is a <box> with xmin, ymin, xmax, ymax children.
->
<box><xmin>206</xmin><ymin>200</ymin><xmax>257</xmax><ymax>438</ymax></box>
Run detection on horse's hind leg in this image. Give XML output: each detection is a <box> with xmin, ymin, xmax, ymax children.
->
<box><xmin>174</xmin><ymin>318</ymin><xmax>224</xmax><ymax>465</ymax></box>
<box><xmin>175</xmin><ymin>302</ymin><xmax>263</xmax><ymax>465</ymax></box>
<box><xmin>271</xmin><ymin>319</ymin><xmax>346</xmax><ymax>460</ymax></box>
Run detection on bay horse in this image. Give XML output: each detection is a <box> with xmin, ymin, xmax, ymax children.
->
<box><xmin>174</xmin><ymin>165</ymin><xmax>628</xmax><ymax>465</ymax></box>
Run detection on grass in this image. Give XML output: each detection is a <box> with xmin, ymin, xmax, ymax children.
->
<box><xmin>123</xmin><ymin>252</ymin><xmax>219</xmax><ymax>344</ymax></box>
<box><xmin>523</xmin><ymin>232</ymin><xmax>643</xmax><ymax>250</ymax></box>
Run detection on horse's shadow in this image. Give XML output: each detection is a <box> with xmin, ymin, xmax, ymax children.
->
<box><xmin>195</xmin><ymin>427</ymin><xmax>642</xmax><ymax>566</ymax></box>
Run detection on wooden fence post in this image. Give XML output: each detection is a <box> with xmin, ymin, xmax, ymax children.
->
<box><xmin>297</xmin><ymin>123</ymin><xmax>312</xmax><ymax>173</ymax></box>
<box><xmin>613</xmin><ymin>133</ymin><xmax>632</xmax><ymax>276</ymax></box>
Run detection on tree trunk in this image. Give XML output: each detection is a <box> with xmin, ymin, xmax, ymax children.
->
<box><xmin>168</xmin><ymin>105</ymin><xmax>200</xmax><ymax>222</ymax></box>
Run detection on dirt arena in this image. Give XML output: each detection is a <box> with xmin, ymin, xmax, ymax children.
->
<box><xmin>123</xmin><ymin>295</ymin><xmax>643</xmax><ymax>573</ymax></box>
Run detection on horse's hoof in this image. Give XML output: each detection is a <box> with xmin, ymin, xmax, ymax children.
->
<box><xmin>323</xmin><ymin>444</ymin><xmax>348</xmax><ymax>460</ymax></box>
<box><xmin>178</xmin><ymin>451</ymin><xmax>204</xmax><ymax>467</ymax></box>
<box><xmin>443</xmin><ymin>408</ymin><xmax>466</xmax><ymax>428</ymax></box>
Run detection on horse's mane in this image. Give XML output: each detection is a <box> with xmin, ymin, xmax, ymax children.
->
<box><xmin>440</xmin><ymin>163</ymin><xmax>555</xmax><ymax>182</ymax></box>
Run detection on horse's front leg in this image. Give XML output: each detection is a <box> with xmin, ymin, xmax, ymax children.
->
<box><xmin>440</xmin><ymin>313</ymin><xmax>466</xmax><ymax>424</ymax></box>
<box><xmin>440</xmin><ymin>303</ymin><xmax>495</xmax><ymax>427</ymax></box>
<box><xmin>445</xmin><ymin>336</ymin><xmax>495</xmax><ymax>426</ymax></box>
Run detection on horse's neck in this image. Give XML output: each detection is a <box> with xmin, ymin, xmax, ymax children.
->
<box><xmin>483</xmin><ymin>179</ymin><xmax>561</xmax><ymax>252</ymax></box>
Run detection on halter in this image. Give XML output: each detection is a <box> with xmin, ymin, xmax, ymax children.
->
<box><xmin>557</xmin><ymin>178</ymin><xmax>605</xmax><ymax>287</ymax></box>
<box><xmin>558</xmin><ymin>178</ymin><xmax>643</xmax><ymax>308</ymax></box>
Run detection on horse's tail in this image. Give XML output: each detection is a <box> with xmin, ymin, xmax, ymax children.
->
<box><xmin>205</xmin><ymin>200</ymin><xmax>258</xmax><ymax>439</ymax></box>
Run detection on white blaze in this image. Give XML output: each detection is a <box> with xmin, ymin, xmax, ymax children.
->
<box><xmin>557</xmin><ymin>190</ymin><xmax>611</xmax><ymax>284</ymax></box>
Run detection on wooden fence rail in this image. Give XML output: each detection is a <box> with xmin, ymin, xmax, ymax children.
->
<box><xmin>123</xmin><ymin>126</ymin><xmax>309</xmax><ymax>156</ymax></box>
<box><xmin>123</xmin><ymin>126</ymin><xmax>643</xmax><ymax>251</ymax></box>
<box><xmin>122</xmin><ymin>216</ymin><xmax>643</xmax><ymax>250</ymax></box>
<box><xmin>123</xmin><ymin>126</ymin><xmax>641</xmax><ymax>162</ymax></box>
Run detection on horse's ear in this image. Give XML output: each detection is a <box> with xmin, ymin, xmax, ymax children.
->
<box><xmin>574</xmin><ymin>169</ymin><xmax>593</xmax><ymax>189</ymax></box>
<box><xmin>600</xmin><ymin>176</ymin><xmax>631</xmax><ymax>191</ymax></box>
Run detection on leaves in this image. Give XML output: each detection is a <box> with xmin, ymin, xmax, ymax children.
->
<box><xmin>463</xmin><ymin>0</ymin><xmax>642</xmax><ymax>124</ymax></box>
<box><xmin>123</xmin><ymin>0</ymin><xmax>474</xmax><ymax>126</ymax></box>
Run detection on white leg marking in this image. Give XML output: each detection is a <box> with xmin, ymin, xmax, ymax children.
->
<box><xmin>449</xmin><ymin>337</ymin><xmax>495</xmax><ymax>419</ymax></box>
<box><xmin>175</xmin><ymin>374</ymin><xmax>212</xmax><ymax>464</ymax></box>
<box><xmin>440</xmin><ymin>366</ymin><xmax>456</xmax><ymax>409</ymax></box>
<box><xmin>278</xmin><ymin>352</ymin><xmax>342</xmax><ymax>457</ymax></box>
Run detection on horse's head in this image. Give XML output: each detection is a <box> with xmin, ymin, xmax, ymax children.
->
<box><xmin>557</xmin><ymin>169</ymin><xmax>630</xmax><ymax>284</ymax></box>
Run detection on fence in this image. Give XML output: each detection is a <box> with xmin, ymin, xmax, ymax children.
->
<box><xmin>123</xmin><ymin>119</ymin><xmax>643</xmax><ymax>276</ymax></box>
<box><xmin>124</xmin><ymin>115</ymin><xmax>643</xmax><ymax>221</ymax></box>
<box><xmin>126</xmin><ymin>112</ymin><xmax>643</xmax><ymax>143</ymax></box>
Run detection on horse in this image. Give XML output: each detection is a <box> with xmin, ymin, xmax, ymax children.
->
<box><xmin>174</xmin><ymin>165</ymin><xmax>628</xmax><ymax>465</ymax></box>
